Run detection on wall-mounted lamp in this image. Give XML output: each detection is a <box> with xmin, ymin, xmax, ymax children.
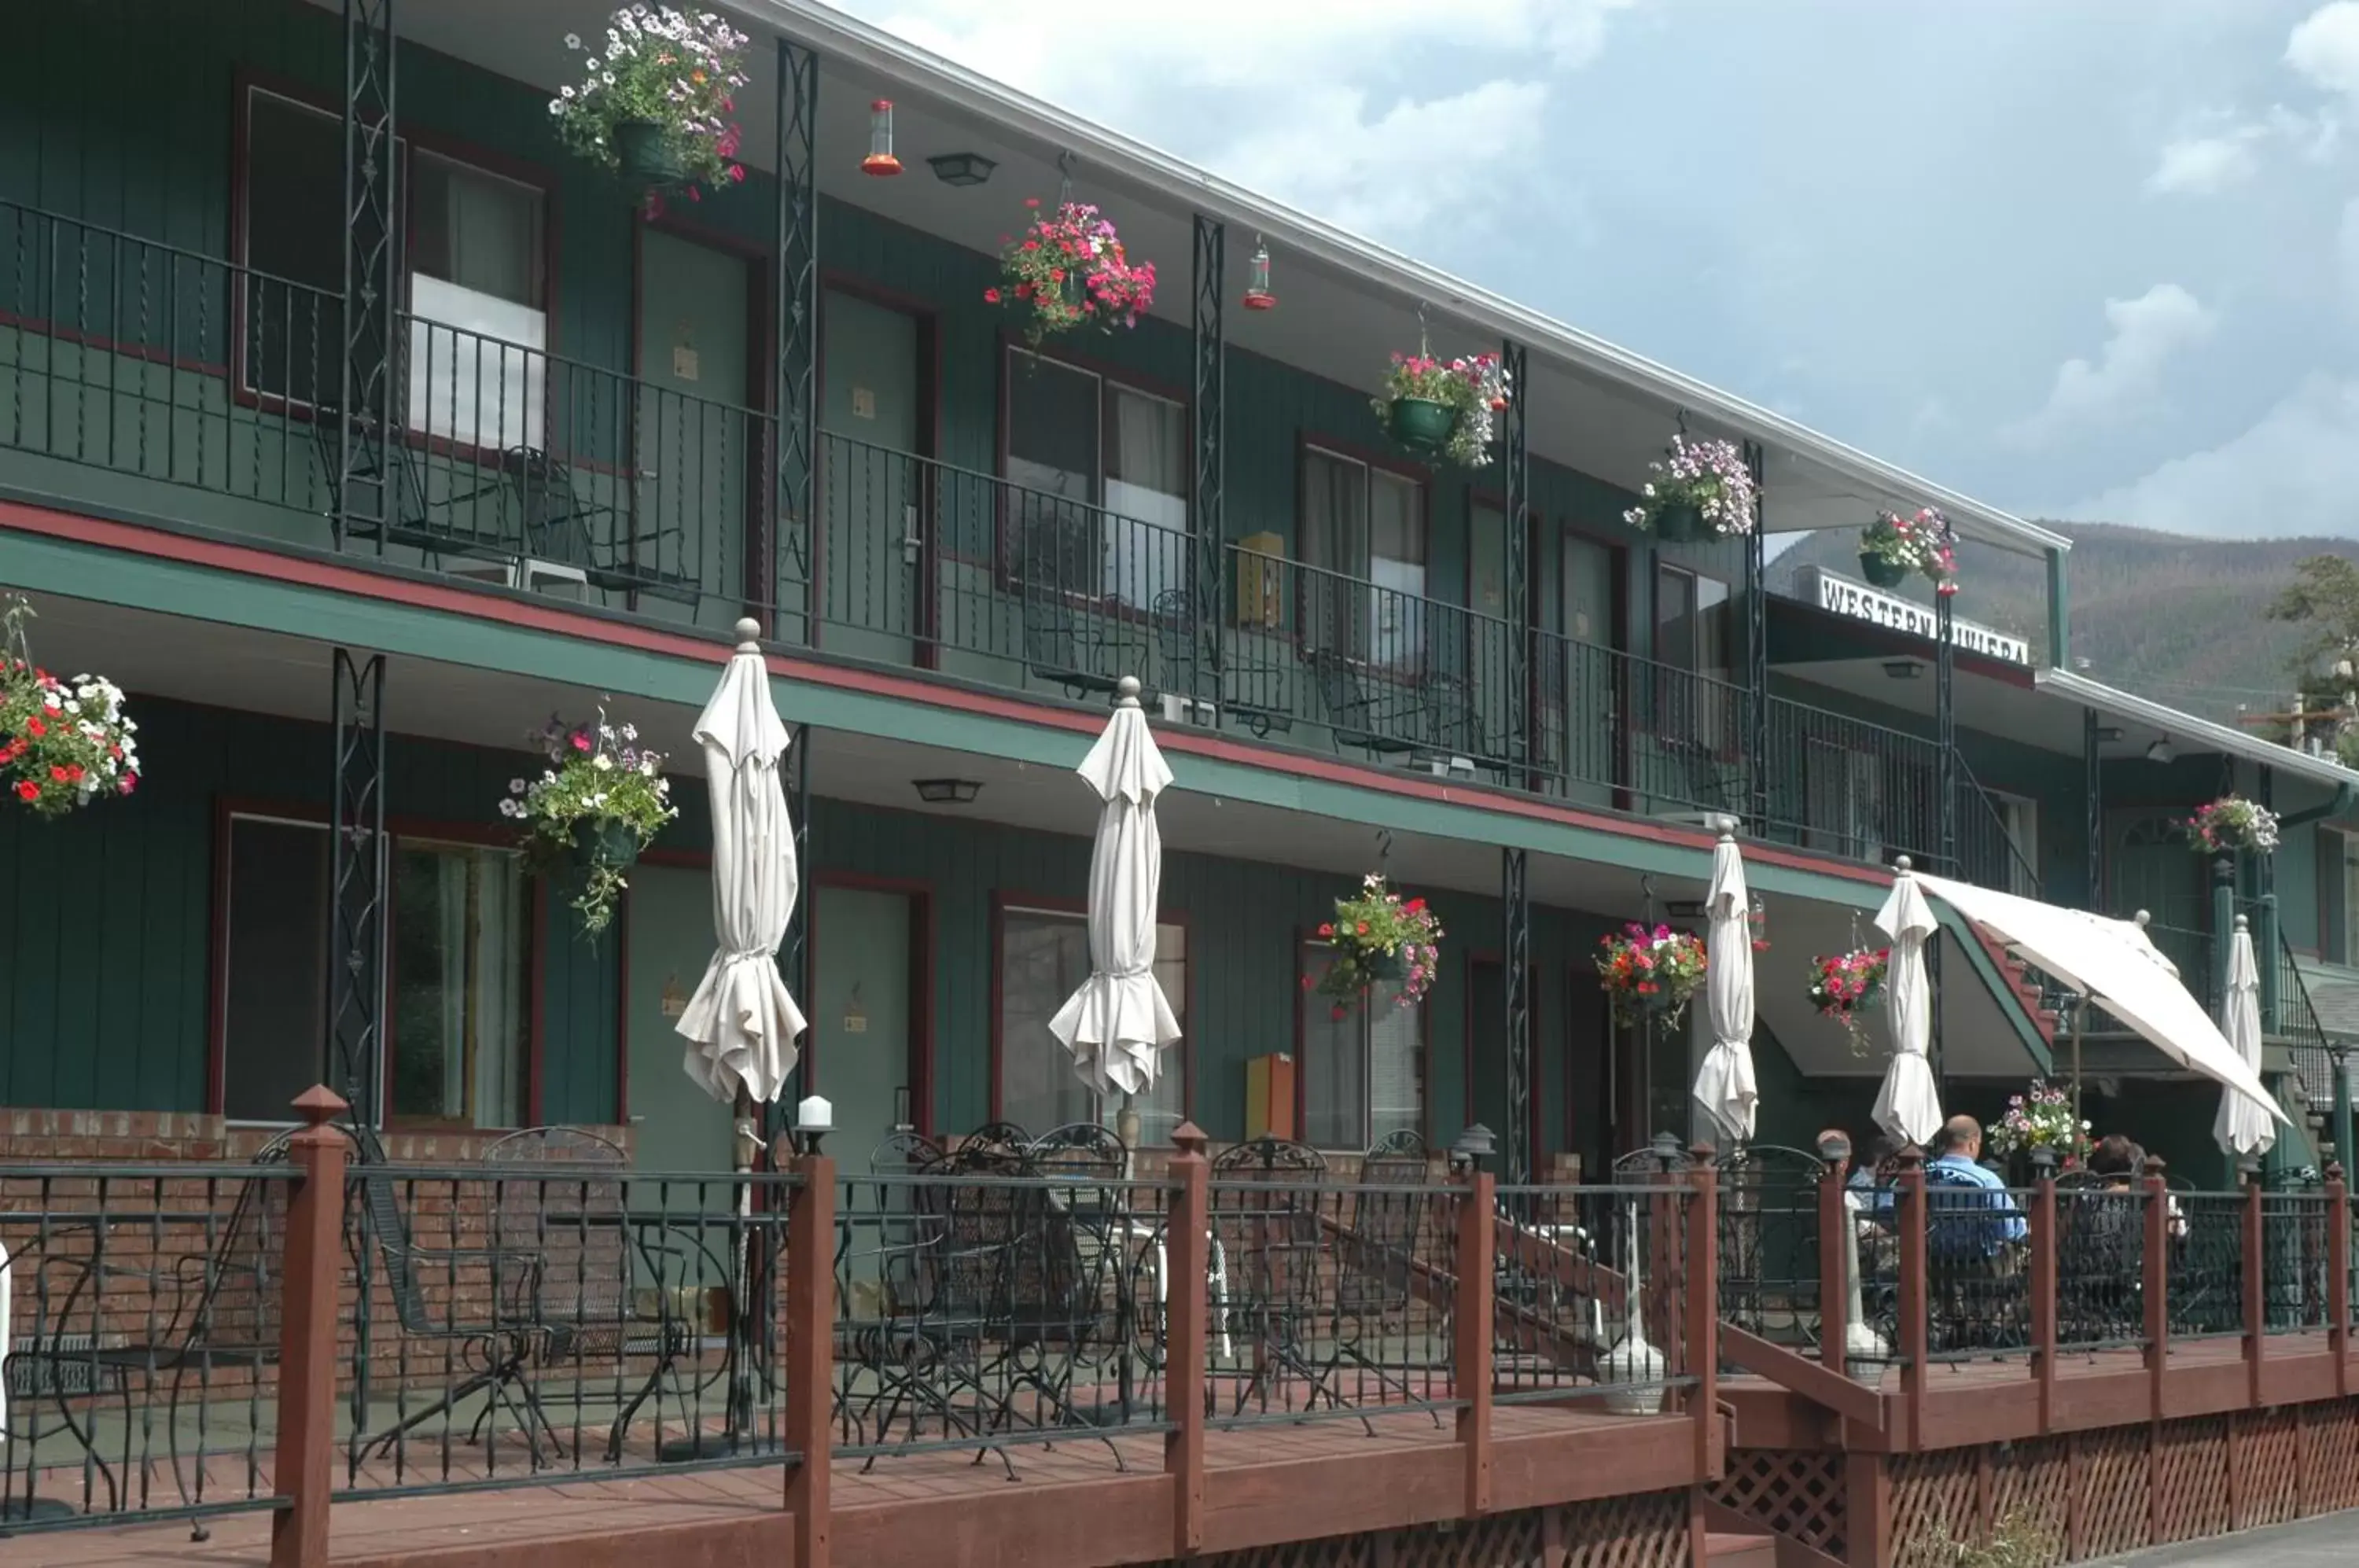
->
<box><xmin>2146</xmin><ymin>738</ymin><xmax>2177</xmax><ymax>764</ymax></box>
<box><xmin>913</xmin><ymin>778</ymin><xmax>983</xmax><ymax>805</ymax></box>
<box><xmin>926</xmin><ymin>151</ymin><xmax>996</xmax><ymax>188</ymax></box>
<box><xmin>1882</xmin><ymin>659</ymin><xmax>1920</xmax><ymax>680</ymax></box>
<box><xmin>2096</xmin><ymin>726</ymin><xmax>2125</xmax><ymax>743</ymax></box>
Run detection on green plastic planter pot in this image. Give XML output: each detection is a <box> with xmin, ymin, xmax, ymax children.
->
<box><xmin>613</xmin><ymin>120</ymin><xmax>687</xmax><ymax>183</ymax></box>
<box><xmin>1653</xmin><ymin>503</ymin><xmax>1702</xmax><ymax>544</ymax></box>
<box><xmin>1859</xmin><ymin>551</ymin><xmax>1910</xmax><ymax>589</ymax></box>
<box><xmin>1386</xmin><ymin>396</ymin><xmax>1458</xmax><ymax>455</ymax></box>
<box><xmin>572</xmin><ymin>820</ymin><xmax>643</xmax><ymax>876</ymax></box>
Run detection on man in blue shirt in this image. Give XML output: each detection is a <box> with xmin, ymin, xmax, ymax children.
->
<box><xmin>1925</xmin><ymin>1115</ymin><xmax>2028</xmax><ymax>1250</ymax></box>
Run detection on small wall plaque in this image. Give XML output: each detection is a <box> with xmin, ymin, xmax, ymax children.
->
<box><xmin>660</xmin><ymin>973</ymin><xmax>687</xmax><ymax>1020</ymax></box>
<box><xmin>851</xmin><ymin>385</ymin><xmax>877</xmax><ymax>420</ymax></box>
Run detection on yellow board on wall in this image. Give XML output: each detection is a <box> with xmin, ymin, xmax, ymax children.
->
<box><xmin>1245</xmin><ymin>1053</ymin><xmax>1297</xmax><ymax>1142</ymax></box>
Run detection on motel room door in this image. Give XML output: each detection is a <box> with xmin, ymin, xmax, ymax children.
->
<box><xmin>819</xmin><ymin>289</ymin><xmax>925</xmax><ymax>664</ymax></box>
<box><xmin>635</xmin><ymin>228</ymin><xmax>754</xmax><ymax>620</ymax></box>
<box><xmin>625</xmin><ymin>863</ymin><xmax>735</xmax><ymax>1183</ymax></box>
<box><xmin>810</xmin><ymin>884</ymin><xmax>921</xmax><ymax>1165</ymax></box>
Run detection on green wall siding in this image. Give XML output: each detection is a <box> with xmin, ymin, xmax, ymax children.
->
<box><xmin>0</xmin><ymin>697</ymin><xmax>619</xmax><ymax>1119</ymax></box>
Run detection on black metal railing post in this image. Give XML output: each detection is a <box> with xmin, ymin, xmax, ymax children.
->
<box><xmin>327</xmin><ymin>650</ymin><xmax>386</xmax><ymax>1125</ymax></box>
<box><xmin>1503</xmin><ymin>845</ymin><xmax>1530</xmax><ymax>1185</ymax></box>
<box><xmin>1502</xmin><ymin>337</ymin><xmax>1530</xmax><ymax>787</ymax></box>
<box><xmin>1191</xmin><ymin>216</ymin><xmax>1225</xmax><ymax>713</ymax></box>
<box><xmin>775</xmin><ymin>38</ymin><xmax>819</xmax><ymax>644</ymax></box>
<box><xmin>2085</xmin><ymin>706</ymin><xmax>2103</xmax><ymax>911</ymax></box>
<box><xmin>1743</xmin><ymin>439</ymin><xmax>1768</xmax><ymax>831</ymax></box>
<box><xmin>338</xmin><ymin>0</ymin><xmax>399</xmax><ymax>553</ymax></box>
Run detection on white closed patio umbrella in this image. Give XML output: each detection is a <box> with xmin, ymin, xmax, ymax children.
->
<box><xmin>677</xmin><ymin>619</ymin><xmax>808</xmax><ymax>1125</ymax></box>
<box><xmin>1872</xmin><ymin>857</ymin><xmax>1944</xmax><ymax>1148</ymax></box>
<box><xmin>1049</xmin><ymin>677</ymin><xmax>1183</xmax><ymax>1136</ymax></box>
<box><xmin>1691</xmin><ymin>830</ymin><xmax>1758</xmax><ymax>1143</ymax></box>
<box><xmin>2214</xmin><ymin>914</ymin><xmax>2278</xmax><ymax>1161</ymax></box>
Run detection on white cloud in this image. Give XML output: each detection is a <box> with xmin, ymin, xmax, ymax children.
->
<box><xmin>849</xmin><ymin>0</ymin><xmax>1640</xmax><ymax>238</ymax></box>
<box><xmin>2147</xmin><ymin>124</ymin><xmax>2267</xmax><ymax>194</ymax></box>
<box><xmin>2066</xmin><ymin>373</ymin><xmax>2359</xmax><ymax>536</ymax></box>
<box><xmin>2002</xmin><ymin>284</ymin><xmax>2217</xmax><ymax>447</ymax></box>
<box><xmin>2339</xmin><ymin>197</ymin><xmax>2359</xmax><ymax>318</ymax></box>
<box><xmin>2290</xmin><ymin>2</ymin><xmax>2359</xmax><ymax>99</ymax></box>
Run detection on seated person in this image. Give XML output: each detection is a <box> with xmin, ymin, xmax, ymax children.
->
<box><xmin>1923</xmin><ymin>1115</ymin><xmax>2027</xmax><ymax>1260</ymax></box>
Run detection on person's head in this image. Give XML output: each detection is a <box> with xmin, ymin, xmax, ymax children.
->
<box><xmin>2087</xmin><ymin>1134</ymin><xmax>2141</xmax><ymax>1179</ymax></box>
<box><xmin>1934</xmin><ymin>1115</ymin><xmax>1982</xmax><ymax>1161</ymax></box>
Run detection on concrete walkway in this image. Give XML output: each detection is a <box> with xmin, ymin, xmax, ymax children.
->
<box><xmin>2099</xmin><ymin>1511</ymin><xmax>2359</xmax><ymax>1566</ymax></box>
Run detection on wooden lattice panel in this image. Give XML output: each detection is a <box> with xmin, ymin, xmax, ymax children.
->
<box><xmin>2302</xmin><ymin>1399</ymin><xmax>2359</xmax><ymax>1515</ymax></box>
<box><xmin>1560</xmin><ymin>1489</ymin><xmax>1689</xmax><ymax>1568</ymax></box>
<box><xmin>2154</xmin><ymin>1416</ymin><xmax>2230</xmax><ymax>1544</ymax></box>
<box><xmin>1890</xmin><ymin>1450</ymin><xmax>1978</xmax><ymax>1568</ymax></box>
<box><xmin>1391</xmin><ymin>1510</ymin><xmax>1546</xmax><ymax>1568</ymax></box>
<box><xmin>1990</xmin><ymin>1437</ymin><xmax>2070</xmax><ymax>1567</ymax></box>
<box><xmin>2241</xmin><ymin>1408</ymin><xmax>2300</xmax><ymax>1529</ymax></box>
<box><xmin>2077</xmin><ymin>1426</ymin><xmax>2151</xmax><ymax>1560</ymax></box>
<box><xmin>1200</xmin><ymin>1531</ymin><xmax>1378</xmax><ymax>1568</ymax></box>
<box><xmin>1707</xmin><ymin>1448</ymin><xmax>1846</xmax><ymax>1559</ymax></box>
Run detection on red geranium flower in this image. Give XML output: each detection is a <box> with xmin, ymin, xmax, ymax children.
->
<box><xmin>13</xmin><ymin>781</ymin><xmax>36</xmax><ymax>801</ymax></box>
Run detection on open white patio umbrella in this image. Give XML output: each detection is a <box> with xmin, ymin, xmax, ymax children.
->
<box><xmin>2214</xmin><ymin>914</ymin><xmax>2278</xmax><ymax>1161</ymax></box>
<box><xmin>1913</xmin><ymin>871</ymin><xmax>2284</xmax><ymax>1116</ymax></box>
<box><xmin>1049</xmin><ymin>676</ymin><xmax>1182</xmax><ymax>1122</ymax></box>
<box><xmin>1872</xmin><ymin>857</ymin><xmax>1944</xmax><ymax>1148</ymax></box>
<box><xmin>677</xmin><ymin>618</ymin><xmax>807</xmax><ymax>1118</ymax></box>
<box><xmin>1691</xmin><ymin>830</ymin><xmax>1759</xmax><ymax>1143</ymax></box>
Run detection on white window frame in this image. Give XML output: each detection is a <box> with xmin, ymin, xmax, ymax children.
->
<box><xmin>1297</xmin><ymin>940</ymin><xmax>1426</xmax><ymax>1152</ymax></box>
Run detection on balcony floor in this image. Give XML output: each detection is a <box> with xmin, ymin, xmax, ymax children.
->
<box><xmin>13</xmin><ymin>1403</ymin><xmax>1695</xmax><ymax>1568</ymax></box>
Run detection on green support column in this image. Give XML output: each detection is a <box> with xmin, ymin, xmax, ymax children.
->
<box><xmin>2258</xmin><ymin>892</ymin><xmax>2281</xmax><ymax>1033</ymax></box>
<box><xmin>2045</xmin><ymin>547</ymin><xmax>2069</xmax><ymax>669</ymax></box>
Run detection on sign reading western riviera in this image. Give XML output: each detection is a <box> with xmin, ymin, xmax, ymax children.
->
<box><xmin>1800</xmin><ymin>568</ymin><xmax>2032</xmax><ymax>665</ymax></box>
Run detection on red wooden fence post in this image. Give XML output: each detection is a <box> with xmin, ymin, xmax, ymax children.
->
<box><xmin>2143</xmin><ymin>1157</ymin><xmax>2169</xmax><ymax>1423</ymax></box>
<box><xmin>2032</xmin><ymin>1169</ymin><xmax>2058</xmax><ymax>1434</ymax></box>
<box><xmin>1167</xmin><ymin>1123</ymin><xmax>1210</xmax><ymax>1555</ymax></box>
<box><xmin>1895</xmin><ymin>1148</ymin><xmax>1928</xmax><ymax>1453</ymax></box>
<box><xmin>1687</xmin><ymin>1156</ymin><xmax>1719</xmax><ymax>1480</ymax></box>
<box><xmin>2329</xmin><ymin>1162</ymin><xmax>2350</xmax><ymax>1399</ymax></box>
<box><xmin>271</xmin><ymin>1085</ymin><xmax>350</xmax><ymax>1568</ymax></box>
<box><xmin>784</xmin><ymin>1151</ymin><xmax>835</xmax><ymax>1568</ymax></box>
<box><xmin>1454</xmin><ymin>1166</ymin><xmax>1496</xmax><ymax>1517</ymax></box>
<box><xmin>2242</xmin><ymin>1162</ymin><xmax>2265</xmax><ymax>1408</ymax></box>
<box><xmin>1819</xmin><ymin>1154</ymin><xmax>1849</xmax><ymax>1378</ymax></box>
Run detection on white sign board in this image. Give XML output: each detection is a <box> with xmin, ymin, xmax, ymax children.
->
<box><xmin>1801</xmin><ymin>567</ymin><xmax>2031</xmax><ymax>665</ymax></box>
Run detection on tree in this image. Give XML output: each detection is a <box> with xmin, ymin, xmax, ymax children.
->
<box><xmin>2267</xmin><ymin>554</ymin><xmax>2359</xmax><ymax>672</ymax></box>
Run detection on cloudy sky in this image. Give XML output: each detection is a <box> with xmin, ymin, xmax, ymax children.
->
<box><xmin>837</xmin><ymin>0</ymin><xmax>2359</xmax><ymax>541</ymax></box>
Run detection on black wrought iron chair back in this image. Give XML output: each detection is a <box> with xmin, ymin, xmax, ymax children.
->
<box><xmin>957</xmin><ymin>1121</ymin><xmax>1033</xmax><ymax>1165</ymax></box>
<box><xmin>1713</xmin><ymin>1144</ymin><xmax>1827</xmax><ymax>1350</ymax></box>
<box><xmin>482</xmin><ymin>1127</ymin><xmax>632</xmax><ymax>1356</ymax></box>
<box><xmin>344</xmin><ymin>1127</ymin><xmax>552</xmax><ymax>1471</ymax></box>
<box><xmin>1030</xmin><ymin>1122</ymin><xmax>1128</xmax><ymax>1183</ymax></box>
<box><xmin>1209</xmin><ymin>1139</ymin><xmax>1333</xmax><ymax>1417</ymax></box>
<box><xmin>869</xmin><ymin>1128</ymin><xmax>947</xmax><ymax>1175</ymax></box>
<box><xmin>1921</xmin><ymin>1163</ymin><xmax>2029</xmax><ymax>1356</ymax></box>
<box><xmin>1323</xmin><ymin>1136</ymin><xmax>1442</xmax><ymax>1426</ymax></box>
<box><xmin>9</xmin><ymin>1132</ymin><xmax>296</xmax><ymax>1524</ymax></box>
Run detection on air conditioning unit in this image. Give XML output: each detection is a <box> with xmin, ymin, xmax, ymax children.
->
<box><xmin>1161</xmin><ymin>693</ymin><xmax>1218</xmax><ymax>727</ymax></box>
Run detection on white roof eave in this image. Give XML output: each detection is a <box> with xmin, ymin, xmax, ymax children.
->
<box><xmin>2034</xmin><ymin>668</ymin><xmax>2353</xmax><ymax>788</ymax></box>
<box><xmin>745</xmin><ymin>0</ymin><xmax>2070</xmax><ymax>560</ymax></box>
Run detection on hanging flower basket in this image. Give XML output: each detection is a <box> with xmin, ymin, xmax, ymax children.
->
<box><xmin>2186</xmin><ymin>795</ymin><xmax>2279</xmax><ymax>856</ymax></box>
<box><xmin>0</xmin><ymin>596</ymin><xmax>139</xmax><ymax>817</ymax></box>
<box><xmin>504</xmin><ymin>708</ymin><xmax>679</xmax><ymax>937</ymax></box>
<box><xmin>1313</xmin><ymin>874</ymin><xmax>1443</xmax><ymax>1018</ymax></box>
<box><xmin>1859</xmin><ymin>508</ymin><xmax>1958</xmax><ymax>596</ymax></box>
<box><xmin>1623</xmin><ymin>434</ymin><xmax>1756</xmax><ymax>540</ymax></box>
<box><xmin>1370</xmin><ymin>351</ymin><xmax>1510</xmax><ymax>468</ymax></box>
<box><xmin>988</xmin><ymin>198</ymin><xmax>1157</xmax><ymax>344</ymax></box>
<box><xmin>1987</xmin><ymin>1080</ymin><xmax>2089</xmax><ymax>1163</ymax></box>
<box><xmin>1596</xmin><ymin>923</ymin><xmax>1707</xmax><ymax>1029</ymax></box>
<box><xmin>550</xmin><ymin>8</ymin><xmax>751</xmax><ymax>197</ymax></box>
<box><xmin>1808</xmin><ymin>947</ymin><xmax>1890</xmax><ymax>1056</ymax></box>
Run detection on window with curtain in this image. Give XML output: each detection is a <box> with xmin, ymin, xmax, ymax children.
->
<box><xmin>1298</xmin><ymin>943</ymin><xmax>1423</xmax><ymax>1150</ymax></box>
<box><xmin>1004</xmin><ymin>349</ymin><xmax>1186</xmax><ymax>609</ymax></box>
<box><xmin>407</xmin><ymin>151</ymin><xmax>548</xmax><ymax>449</ymax></box>
<box><xmin>996</xmin><ymin>906</ymin><xmax>1187</xmax><ymax>1142</ymax></box>
<box><xmin>239</xmin><ymin>89</ymin><xmax>353</xmax><ymax>405</ymax></box>
<box><xmin>219</xmin><ymin>821</ymin><xmax>534</xmax><ymax>1127</ymax></box>
<box><xmin>1653</xmin><ymin>563</ymin><xmax>1734</xmax><ymax>747</ymax></box>
<box><xmin>390</xmin><ymin>841</ymin><xmax>533</xmax><ymax>1128</ymax></box>
<box><xmin>1301</xmin><ymin>447</ymin><xmax>1425</xmax><ymax>665</ymax></box>
<box><xmin>2342</xmin><ymin>834</ymin><xmax>2359</xmax><ymax>966</ymax></box>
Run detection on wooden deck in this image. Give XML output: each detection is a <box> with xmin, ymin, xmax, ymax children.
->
<box><xmin>1720</xmin><ymin>1329</ymin><xmax>2353</xmax><ymax>1452</ymax></box>
<box><xmin>8</xmin><ymin>1404</ymin><xmax>1699</xmax><ymax>1568</ymax></box>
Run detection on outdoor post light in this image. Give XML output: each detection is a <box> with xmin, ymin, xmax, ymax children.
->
<box><xmin>795</xmin><ymin>1093</ymin><xmax>835</xmax><ymax>1155</ymax></box>
<box><xmin>1452</xmin><ymin>1122</ymin><xmax>1496</xmax><ymax>1176</ymax></box>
